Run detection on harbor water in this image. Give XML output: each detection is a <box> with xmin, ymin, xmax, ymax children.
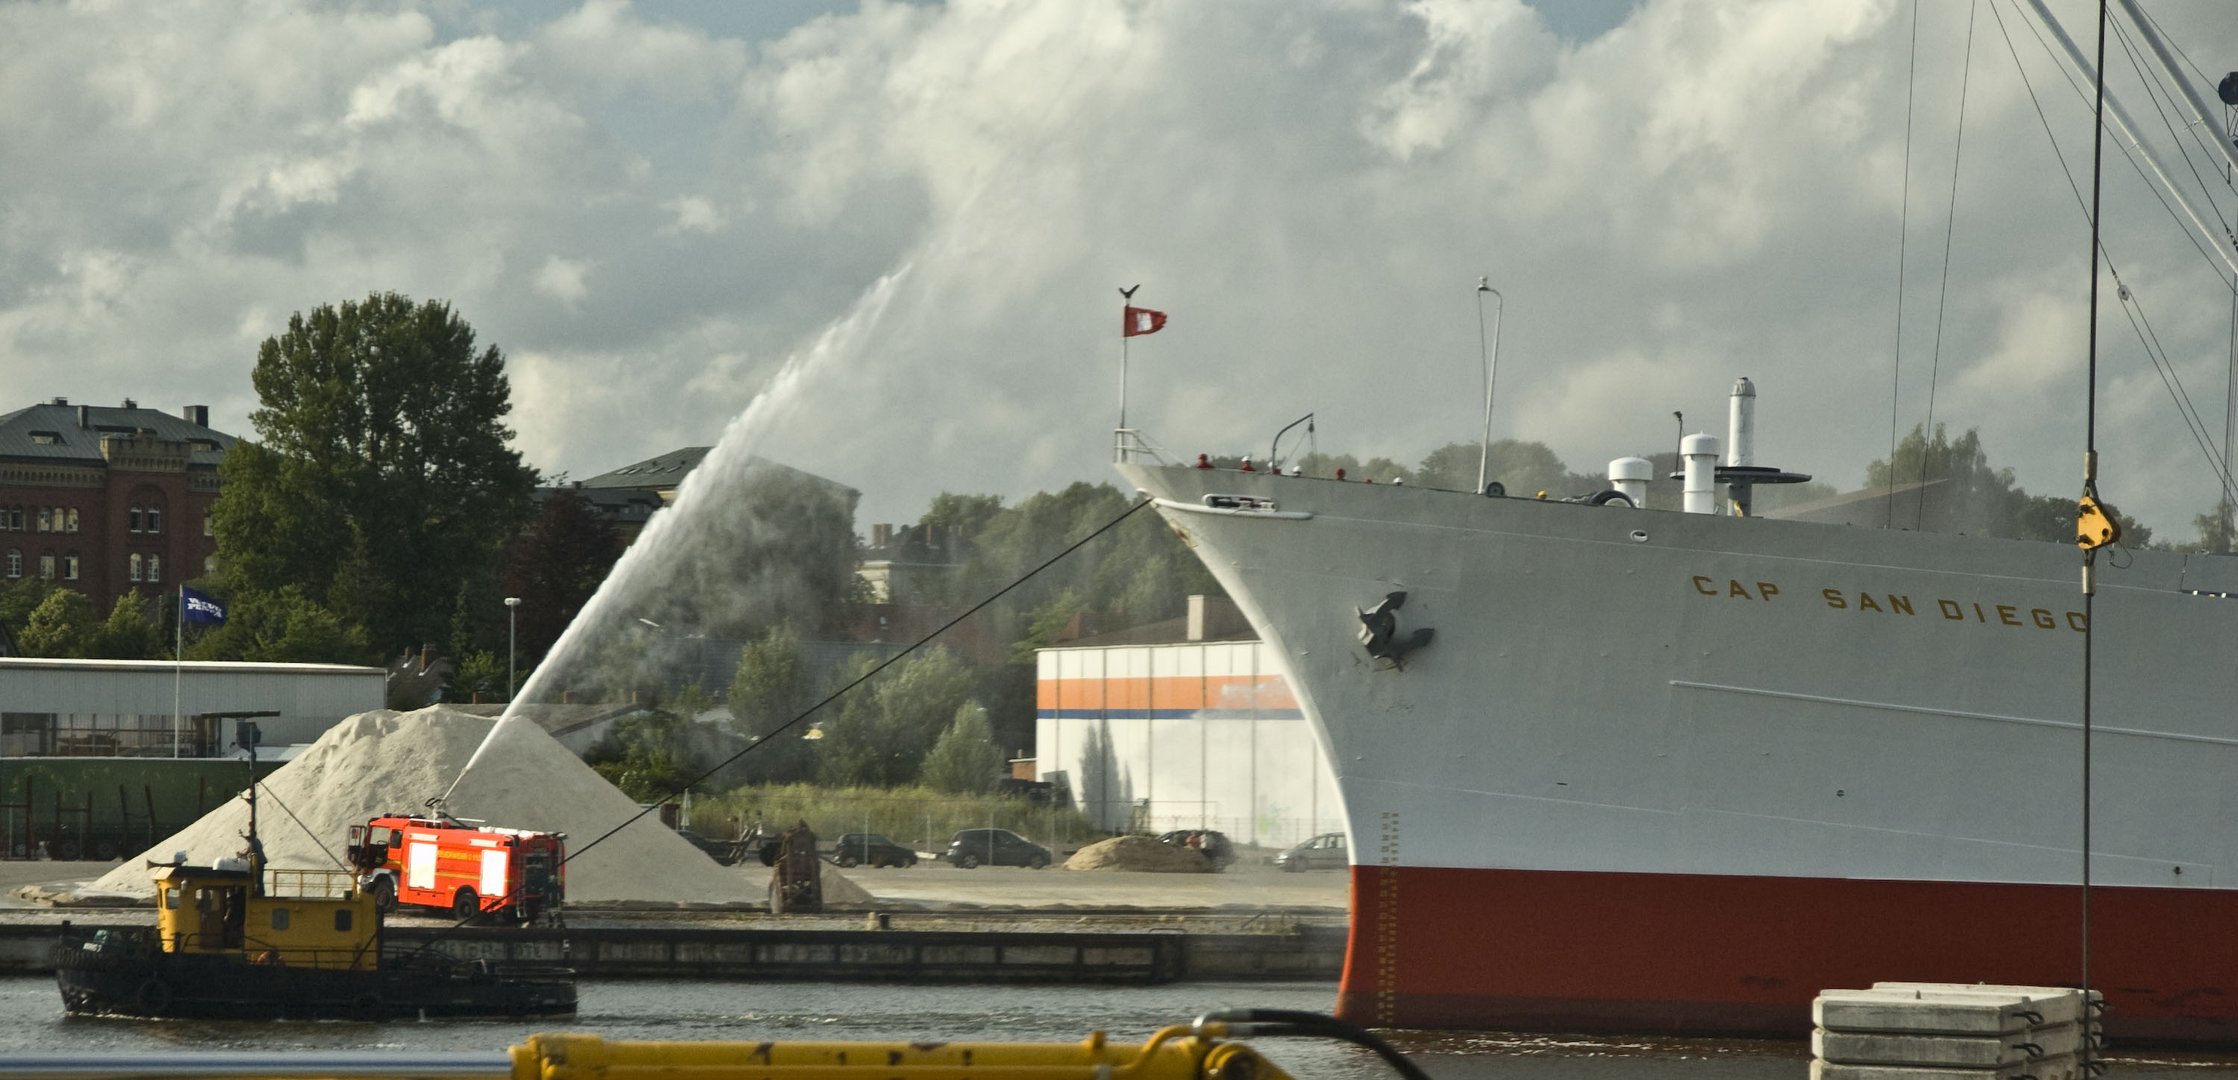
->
<box><xmin>5</xmin><ymin>976</ymin><xmax>2237</xmax><ymax>1079</ymax></box>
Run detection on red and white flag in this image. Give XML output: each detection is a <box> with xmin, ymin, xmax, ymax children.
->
<box><xmin>1123</xmin><ymin>306</ymin><xmax>1168</xmax><ymax>337</ymax></box>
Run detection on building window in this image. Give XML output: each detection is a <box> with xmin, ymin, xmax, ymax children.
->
<box><xmin>65</xmin><ymin>508</ymin><xmax>78</xmax><ymax>532</ymax></box>
<box><xmin>62</xmin><ymin>554</ymin><xmax>78</xmax><ymax>581</ymax></box>
<box><xmin>128</xmin><ymin>506</ymin><xmax>141</xmax><ymax>533</ymax></box>
<box><xmin>146</xmin><ymin>555</ymin><xmax>160</xmax><ymax>583</ymax></box>
<box><xmin>203</xmin><ymin>515</ymin><xmax>213</xmax><ymax>538</ymax></box>
<box><xmin>37</xmin><ymin>509</ymin><xmax>50</xmax><ymax>533</ymax></box>
<box><xmin>5</xmin><ymin>550</ymin><xmax>18</xmax><ymax>578</ymax></box>
<box><xmin>204</xmin><ymin>555</ymin><xmax>217</xmax><ymax>576</ymax></box>
<box><xmin>7</xmin><ymin>507</ymin><xmax>19</xmax><ymax>530</ymax></box>
<box><xmin>128</xmin><ymin>553</ymin><xmax>142</xmax><ymax>582</ymax></box>
<box><xmin>147</xmin><ymin>507</ymin><xmax>161</xmax><ymax>533</ymax></box>
<box><xmin>39</xmin><ymin>554</ymin><xmax>55</xmax><ymax>580</ymax></box>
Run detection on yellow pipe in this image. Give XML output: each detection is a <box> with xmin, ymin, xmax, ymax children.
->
<box><xmin>509</xmin><ymin>1027</ymin><xmax>1291</xmax><ymax>1080</ymax></box>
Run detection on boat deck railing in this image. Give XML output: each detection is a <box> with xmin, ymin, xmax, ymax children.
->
<box><xmin>264</xmin><ymin>868</ymin><xmax>358</xmax><ymax>899</ymax></box>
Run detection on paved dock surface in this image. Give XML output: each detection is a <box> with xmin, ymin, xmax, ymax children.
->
<box><xmin>1</xmin><ymin>856</ymin><xmax>1352</xmax><ymax>913</ymax></box>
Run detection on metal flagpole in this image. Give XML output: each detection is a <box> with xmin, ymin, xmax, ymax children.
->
<box><xmin>1116</xmin><ymin>285</ymin><xmax>1140</xmax><ymax>462</ymax></box>
<box><xmin>173</xmin><ymin>584</ymin><xmax>183</xmax><ymax>758</ymax></box>
<box><xmin>1120</xmin><ymin>333</ymin><xmax>1129</xmax><ymax>435</ymax></box>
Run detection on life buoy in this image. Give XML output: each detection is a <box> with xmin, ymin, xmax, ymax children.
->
<box><xmin>1587</xmin><ymin>489</ymin><xmax>1635</xmax><ymax>507</ymax></box>
<box><xmin>134</xmin><ymin>977</ymin><xmax>172</xmax><ymax>1015</ymax></box>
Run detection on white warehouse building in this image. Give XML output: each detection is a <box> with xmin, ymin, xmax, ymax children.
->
<box><xmin>0</xmin><ymin>658</ymin><xmax>387</xmax><ymax>757</ymax></box>
<box><xmin>1034</xmin><ymin>600</ymin><xmax>1341</xmax><ymax>849</ymax></box>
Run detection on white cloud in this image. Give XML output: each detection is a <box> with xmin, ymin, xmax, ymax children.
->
<box><xmin>1</xmin><ymin>0</ymin><xmax>2234</xmax><ymax>544</ymax></box>
<box><xmin>535</xmin><ymin>256</ymin><xmax>594</xmax><ymax>306</ymax></box>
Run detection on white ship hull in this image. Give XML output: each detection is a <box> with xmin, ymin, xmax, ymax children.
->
<box><xmin>1120</xmin><ymin>461</ymin><xmax>2238</xmax><ymax>1044</ymax></box>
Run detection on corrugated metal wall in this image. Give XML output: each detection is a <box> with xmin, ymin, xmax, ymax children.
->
<box><xmin>1035</xmin><ymin>640</ymin><xmax>1342</xmax><ymax>848</ymax></box>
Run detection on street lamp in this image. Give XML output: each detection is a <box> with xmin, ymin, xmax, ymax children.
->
<box><xmin>1474</xmin><ymin>277</ymin><xmax>1506</xmax><ymax>495</ymax></box>
<box><xmin>504</xmin><ymin>597</ymin><xmax>522</xmax><ymax>701</ymax></box>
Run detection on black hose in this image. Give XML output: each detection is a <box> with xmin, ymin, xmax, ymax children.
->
<box><xmin>1195</xmin><ymin>1009</ymin><xmax>1433</xmax><ymax>1080</ymax></box>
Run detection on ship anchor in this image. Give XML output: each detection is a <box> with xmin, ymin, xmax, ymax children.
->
<box><xmin>1357</xmin><ymin>591</ymin><xmax>1433</xmax><ymax>669</ymax></box>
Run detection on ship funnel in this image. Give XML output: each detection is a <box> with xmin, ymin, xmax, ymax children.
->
<box><xmin>1609</xmin><ymin>457</ymin><xmax>1652</xmax><ymax>508</ymax></box>
<box><xmin>1727</xmin><ymin>377</ymin><xmax>1756</xmax><ymax>469</ymax></box>
<box><xmin>1682</xmin><ymin>433</ymin><xmax>1721</xmax><ymax>515</ymax></box>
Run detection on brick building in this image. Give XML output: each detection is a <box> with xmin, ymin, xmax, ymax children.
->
<box><xmin>0</xmin><ymin>398</ymin><xmax>235</xmax><ymax>613</ymax></box>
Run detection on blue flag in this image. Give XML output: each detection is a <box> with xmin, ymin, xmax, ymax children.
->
<box><xmin>182</xmin><ymin>586</ymin><xmax>227</xmax><ymax>626</ymax></box>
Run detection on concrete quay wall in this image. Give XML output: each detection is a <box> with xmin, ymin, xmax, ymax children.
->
<box><xmin>7</xmin><ymin>921</ymin><xmax>1344</xmax><ymax>983</ymax></box>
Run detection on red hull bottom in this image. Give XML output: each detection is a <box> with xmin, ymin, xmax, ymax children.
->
<box><xmin>1338</xmin><ymin>865</ymin><xmax>2238</xmax><ymax>1046</ymax></box>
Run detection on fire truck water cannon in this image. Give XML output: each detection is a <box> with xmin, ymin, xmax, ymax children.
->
<box><xmin>346</xmin><ymin>812</ymin><xmax>566</xmax><ymax>924</ymax></box>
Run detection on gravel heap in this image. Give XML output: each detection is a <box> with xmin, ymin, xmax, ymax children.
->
<box><xmin>1062</xmin><ymin>834</ymin><xmax>1213</xmax><ymax>873</ymax></box>
<box><xmin>87</xmin><ymin>707</ymin><xmax>748</xmax><ymax>905</ymax></box>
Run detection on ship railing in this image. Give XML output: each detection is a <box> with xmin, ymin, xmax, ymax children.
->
<box><xmin>264</xmin><ymin>867</ymin><xmax>358</xmax><ymax>899</ymax></box>
<box><xmin>53</xmin><ymin>924</ymin><xmax>157</xmax><ymax>965</ymax></box>
<box><xmin>1113</xmin><ymin>427</ymin><xmax>1176</xmax><ymax>466</ymax></box>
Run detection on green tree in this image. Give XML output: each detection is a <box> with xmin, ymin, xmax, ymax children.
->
<box><xmin>2191</xmin><ymin>499</ymin><xmax>2235</xmax><ymax>553</ymax></box>
<box><xmin>1416</xmin><ymin>439</ymin><xmax>1574</xmax><ymax>496</ymax></box>
<box><xmin>186</xmin><ymin>586</ymin><xmax>375</xmax><ymax>664</ymax></box>
<box><xmin>919</xmin><ymin>493</ymin><xmax>1004</xmax><ymax>540</ymax></box>
<box><xmin>0</xmin><ymin>578</ymin><xmax>61</xmax><ymax>637</ymax></box>
<box><xmin>921</xmin><ymin>702</ymin><xmax>1003</xmax><ymax>794</ymax></box>
<box><xmin>213</xmin><ymin>291</ymin><xmax>538</xmax><ymax>655</ymax></box>
<box><xmin>817</xmin><ymin>646</ymin><xmax>975</xmax><ymax>787</ymax></box>
<box><xmin>1865</xmin><ymin>425</ymin><xmax>2027</xmax><ymax>537</ymax></box>
<box><xmin>726</xmin><ymin>624</ymin><xmax>816</xmax><ymax>784</ymax></box>
<box><xmin>448</xmin><ymin>650</ymin><xmax>508</xmax><ymax>704</ymax></box>
<box><xmin>18</xmin><ymin>588</ymin><xmax>97</xmax><ymax>657</ymax></box>
<box><xmin>585</xmin><ymin>708</ymin><xmax>697</xmax><ymax>803</ymax></box>
<box><xmin>91</xmin><ymin>590</ymin><xmax>164</xmax><ymax>660</ymax></box>
<box><xmin>502</xmin><ymin>488</ymin><xmax>623</xmax><ymax>667</ymax></box>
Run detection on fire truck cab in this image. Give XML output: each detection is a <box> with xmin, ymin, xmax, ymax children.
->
<box><xmin>346</xmin><ymin>813</ymin><xmax>565</xmax><ymax>922</ymax></box>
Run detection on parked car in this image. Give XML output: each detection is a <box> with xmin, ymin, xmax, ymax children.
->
<box><xmin>829</xmin><ymin>832</ymin><xmax>918</xmax><ymax>868</ymax></box>
<box><xmin>1156</xmin><ymin>829</ymin><xmax>1236</xmax><ymax>870</ymax></box>
<box><xmin>943</xmin><ymin>827</ymin><xmax>1052</xmax><ymax>869</ymax></box>
<box><xmin>674</xmin><ymin>828</ymin><xmax>746</xmax><ymax>866</ymax></box>
<box><xmin>1275</xmin><ymin>832</ymin><xmax>1348</xmax><ymax>872</ymax></box>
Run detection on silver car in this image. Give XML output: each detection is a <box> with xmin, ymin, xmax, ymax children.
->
<box><xmin>1275</xmin><ymin>832</ymin><xmax>1348</xmax><ymax>871</ymax></box>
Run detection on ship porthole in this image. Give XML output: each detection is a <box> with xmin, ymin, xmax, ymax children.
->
<box><xmin>1629</xmin><ymin>530</ymin><xmax>1649</xmax><ymax>543</ymax></box>
<box><xmin>134</xmin><ymin>978</ymin><xmax>172</xmax><ymax>1015</ymax></box>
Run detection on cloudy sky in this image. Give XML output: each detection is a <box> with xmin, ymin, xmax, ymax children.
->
<box><xmin>6</xmin><ymin>0</ymin><xmax>2238</xmax><ymax>539</ymax></box>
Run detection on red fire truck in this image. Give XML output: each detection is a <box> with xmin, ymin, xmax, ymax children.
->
<box><xmin>345</xmin><ymin>813</ymin><xmax>566</xmax><ymax>922</ymax></box>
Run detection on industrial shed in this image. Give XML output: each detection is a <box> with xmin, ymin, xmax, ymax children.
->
<box><xmin>1034</xmin><ymin>598</ymin><xmax>1343</xmax><ymax>850</ymax></box>
<box><xmin>0</xmin><ymin>657</ymin><xmax>386</xmax><ymax>757</ymax></box>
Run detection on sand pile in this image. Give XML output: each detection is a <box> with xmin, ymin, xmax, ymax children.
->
<box><xmin>1062</xmin><ymin>835</ymin><xmax>1213</xmax><ymax>873</ymax></box>
<box><xmin>811</xmin><ymin>866</ymin><xmax>873</xmax><ymax>907</ymax></box>
<box><xmin>89</xmin><ymin>707</ymin><xmax>747</xmax><ymax>905</ymax></box>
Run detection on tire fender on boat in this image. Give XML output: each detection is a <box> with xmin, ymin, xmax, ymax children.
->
<box><xmin>134</xmin><ymin>977</ymin><xmax>172</xmax><ymax>1015</ymax></box>
<box><xmin>349</xmin><ymin>993</ymin><xmax>384</xmax><ymax>1022</ymax></box>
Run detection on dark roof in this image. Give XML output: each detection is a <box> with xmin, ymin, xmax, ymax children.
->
<box><xmin>575</xmin><ymin>447</ymin><xmax>859</xmax><ymax>501</ymax></box>
<box><xmin>578</xmin><ymin>446</ymin><xmax>713</xmax><ymax>489</ymax></box>
<box><xmin>0</xmin><ymin>400</ymin><xmax>236</xmax><ymax>467</ymax></box>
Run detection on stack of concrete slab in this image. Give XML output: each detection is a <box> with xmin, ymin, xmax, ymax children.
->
<box><xmin>1813</xmin><ymin>982</ymin><xmax>2103</xmax><ymax>1080</ymax></box>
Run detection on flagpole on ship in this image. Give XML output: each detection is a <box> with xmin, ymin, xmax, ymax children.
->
<box><xmin>1116</xmin><ymin>285</ymin><xmax>1139</xmax><ymax>462</ymax></box>
<box><xmin>1114</xmin><ymin>287</ymin><xmax>1166</xmax><ymax>462</ymax></box>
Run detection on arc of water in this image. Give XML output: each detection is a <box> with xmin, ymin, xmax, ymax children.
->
<box><xmin>440</xmin><ymin>267</ymin><xmax>914</xmax><ymax>803</ymax></box>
